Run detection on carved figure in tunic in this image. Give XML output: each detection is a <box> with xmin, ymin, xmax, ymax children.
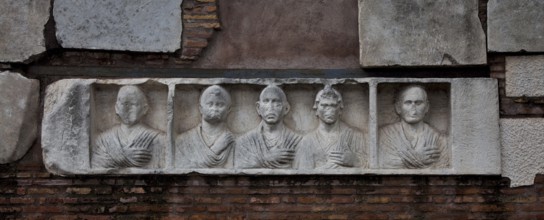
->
<box><xmin>235</xmin><ymin>85</ymin><xmax>301</xmax><ymax>169</ymax></box>
<box><xmin>92</xmin><ymin>85</ymin><xmax>164</xmax><ymax>169</ymax></box>
<box><xmin>295</xmin><ymin>86</ymin><xmax>367</xmax><ymax>169</ymax></box>
<box><xmin>175</xmin><ymin>85</ymin><xmax>235</xmax><ymax>168</ymax></box>
<box><xmin>379</xmin><ymin>85</ymin><xmax>450</xmax><ymax>169</ymax></box>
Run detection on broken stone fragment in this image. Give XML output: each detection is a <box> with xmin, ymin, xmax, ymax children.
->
<box><xmin>53</xmin><ymin>0</ymin><xmax>183</xmax><ymax>52</ymax></box>
<box><xmin>0</xmin><ymin>71</ymin><xmax>39</xmax><ymax>164</ymax></box>
<box><xmin>0</xmin><ymin>0</ymin><xmax>50</xmax><ymax>62</ymax></box>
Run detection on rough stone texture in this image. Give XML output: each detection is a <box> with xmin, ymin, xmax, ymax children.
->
<box><xmin>194</xmin><ymin>0</ymin><xmax>359</xmax><ymax>69</ymax></box>
<box><xmin>0</xmin><ymin>0</ymin><xmax>50</xmax><ymax>62</ymax></box>
<box><xmin>53</xmin><ymin>0</ymin><xmax>183</xmax><ymax>52</ymax></box>
<box><xmin>42</xmin><ymin>77</ymin><xmax>499</xmax><ymax>175</ymax></box>
<box><xmin>0</xmin><ymin>71</ymin><xmax>39</xmax><ymax>163</ymax></box>
<box><xmin>488</xmin><ymin>0</ymin><xmax>544</xmax><ymax>52</ymax></box>
<box><xmin>505</xmin><ymin>55</ymin><xmax>544</xmax><ymax>97</ymax></box>
<box><xmin>358</xmin><ymin>0</ymin><xmax>486</xmax><ymax>67</ymax></box>
<box><xmin>501</xmin><ymin>119</ymin><xmax>544</xmax><ymax>187</ymax></box>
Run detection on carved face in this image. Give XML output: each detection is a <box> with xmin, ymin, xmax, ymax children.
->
<box><xmin>200</xmin><ymin>94</ymin><xmax>230</xmax><ymax>124</ymax></box>
<box><xmin>115</xmin><ymin>88</ymin><xmax>148</xmax><ymax>126</ymax></box>
<box><xmin>316</xmin><ymin>97</ymin><xmax>342</xmax><ymax>125</ymax></box>
<box><xmin>257</xmin><ymin>88</ymin><xmax>289</xmax><ymax>125</ymax></box>
<box><xmin>396</xmin><ymin>87</ymin><xmax>429</xmax><ymax>124</ymax></box>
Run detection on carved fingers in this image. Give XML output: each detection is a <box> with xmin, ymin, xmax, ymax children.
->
<box><xmin>264</xmin><ymin>148</ymin><xmax>295</xmax><ymax>168</ymax></box>
<box><xmin>328</xmin><ymin>151</ymin><xmax>356</xmax><ymax>167</ymax></box>
<box><xmin>422</xmin><ymin>148</ymin><xmax>441</xmax><ymax>165</ymax></box>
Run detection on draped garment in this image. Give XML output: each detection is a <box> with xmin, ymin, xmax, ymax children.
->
<box><xmin>175</xmin><ymin>125</ymin><xmax>234</xmax><ymax>168</ymax></box>
<box><xmin>295</xmin><ymin>122</ymin><xmax>367</xmax><ymax>169</ymax></box>
<box><xmin>92</xmin><ymin>124</ymin><xmax>163</xmax><ymax>169</ymax></box>
<box><xmin>235</xmin><ymin>123</ymin><xmax>301</xmax><ymax>169</ymax></box>
<box><xmin>379</xmin><ymin>122</ymin><xmax>449</xmax><ymax>169</ymax></box>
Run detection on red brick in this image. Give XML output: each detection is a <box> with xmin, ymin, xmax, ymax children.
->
<box><xmin>249</xmin><ymin>196</ymin><xmax>280</xmax><ymax>204</ymax></box>
<box><xmin>28</xmin><ymin>187</ymin><xmax>57</xmax><ymax>194</ymax></box>
<box><xmin>10</xmin><ymin>197</ymin><xmax>34</xmax><ymax>204</ymax></box>
<box><xmin>66</xmin><ymin>187</ymin><xmax>92</xmax><ymax>195</ymax></box>
<box><xmin>195</xmin><ymin>196</ymin><xmax>222</xmax><ymax>204</ymax></box>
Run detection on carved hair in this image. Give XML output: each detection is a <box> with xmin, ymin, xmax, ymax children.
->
<box><xmin>117</xmin><ymin>85</ymin><xmax>149</xmax><ymax>107</ymax></box>
<box><xmin>313</xmin><ymin>85</ymin><xmax>344</xmax><ymax>109</ymax></box>
<box><xmin>260</xmin><ymin>84</ymin><xmax>288</xmax><ymax>104</ymax></box>
<box><xmin>200</xmin><ymin>85</ymin><xmax>231</xmax><ymax>106</ymax></box>
<box><xmin>394</xmin><ymin>84</ymin><xmax>429</xmax><ymax>107</ymax></box>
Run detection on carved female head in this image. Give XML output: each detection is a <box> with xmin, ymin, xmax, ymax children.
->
<box><xmin>115</xmin><ymin>85</ymin><xmax>149</xmax><ymax>126</ymax></box>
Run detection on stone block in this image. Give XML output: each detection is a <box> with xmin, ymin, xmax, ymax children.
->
<box><xmin>0</xmin><ymin>71</ymin><xmax>39</xmax><ymax>163</ymax></box>
<box><xmin>501</xmin><ymin>119</ymin><xmax>544</xmax><ymax>187</ymax></box>
<box><xmin>42</xmin><ymin>77</ymin><xmax>499</xmax><ymax>175</ymax></box>
<box><xmin>358</xmin><ymin>0</ymin><xmax>486</xmax><ymax>67</ymax></box>
<box><xmin>505</xmin><ymin>55</ymin><xmax>544</xmax><ymax>97</ymax></box>
<box><xmin>53</xmin><ymin>0</ymin><xmax>183</xmax><ymax>52</ymax></box>
<box><xmin>0</xmin><ymin>0</ymin><xmax>50</xmax><ymax>62</ymax></box>
<box><xmin>488</xmin><ymin>0</ymin><xmax>544</xmax><ymax>52</ymax></box>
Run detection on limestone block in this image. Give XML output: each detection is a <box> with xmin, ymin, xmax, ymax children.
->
<box><xmin>0</xmin><ymin>0</ymin><xmax>50</xmax><ymax>62</ymax></box>
<box><xmin>0</xmin><ymin>71</ymin><xmax>39</xmax><ymax>163</ymax></box>
<box><xmin>501</xmin><ymin>119</ymin><xmax>544</xmax><ymax>187</ymax></box>
<box><xmin>358</xmin><ymin>0</ymin><xmax>486</xmax><ymax>67</ymax></box>
<box><xmin>53</xmin><ymin>0</ymin><xmax>183</xmax><ymax>52</ymax></box>
<box><xmin>488</xmin><ymin>0</ymin><xmax>544</xmax><ymax>52</ymax></box>
<box><xmin>42</xmin><ymin>77</ymin><xmax>499</xmax><ymax>176</ymax></box>
<box><xmin>505</xmin><ymin>55</ymin><xmax>544</xmax><ymax>97</ymax></box>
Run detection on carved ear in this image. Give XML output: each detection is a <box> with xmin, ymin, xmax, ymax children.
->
<box><xmin>255</xmin><ymin>101</ymin><xmax>261</xmax><ymax>116</ymax></box>
<box><xmin>283</xmin><ymin>102</ymin><xmax>291</xmax><ymax>115</ymax></box>
<box><xmin>394</xmin><ymin>102</ymin><xmax>401</xmax><ymax>115</ymax></box>
<box><xmin>424</xmin><ymin>102</ymin><xmax>430</xmax><ymax>115</ymax></box>
<box><xmin>115</xmin><ymin>101</ymin><xmax>121</xmax><ymax>116</ymax></box>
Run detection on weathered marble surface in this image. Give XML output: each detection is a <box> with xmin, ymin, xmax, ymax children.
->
<box><xmin>42</xmin><ymin>78</ymin><xmax>499</xmax><ymax>176</ymax></box>
<box><xmin>505</xmin><ymin>55</ymin><xmax>544</xmax><ymax>97</ymax></box>
<box><xmin>501</xmin><ymin>119</ymin><xmax>544</xmax><ymax>187</ymax></box>
<box><xmin>0</xmin><ymin>0</ymin><xmax>50</xmax><ymax>62</ymax></box>
<box><xmin>54</xmin><ymin>0</ymin><xmax>183</xmax><ymax>52</ymax></box>
<box><xmin>0</xmin><ymin>71</ymin><xmax>39</xmax><ymax>163</ymax></box>
<box><xmin>358</xmin><ymin>0</ymin><xmax>486</xmax><ymax>67</ymax></box>
<box><xmin>488</xmin><ymin>0</ymin><xmax>544</xmax><ymax>52</ymax></box>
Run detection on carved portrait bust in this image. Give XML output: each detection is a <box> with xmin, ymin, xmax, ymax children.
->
<box><xmin>379</xmin><ymin>85</ymin><xmax>449</xmax><ymax>169</ymax></box>
<box><xmin>92</xmin><ymin>85</ymin><xmax>164</xmax><ymax>169</ymax></box>
<box><xmin>235</xmin><ymin>85</ymin><xmax>301</xmax><ymax>169</ymax></box>
<box><xmin>295</xmin><ymin>85</ymin><xmax>367</xmax><ymax>169</ymax></box>
<box><xmin>175</xmin><ymin>85</ymin><xmax>235</xmax><ymax>168</ymax></box>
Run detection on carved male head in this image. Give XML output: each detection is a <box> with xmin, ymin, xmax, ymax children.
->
<box><xmin>199</xmin><ymin>85</ymin><xmax>231</xmax><ymax>124</ymax></box>
<box><xmin>256</xmin><ymin>85</ymin><xmax>290</xmax><ymax>125</ymax></box>
<box><xmin>115</xmin><ymin>85</ymin><xmax>149</xmax><ymax>126</ymax></box>
<box><xmin>314</xmin><ymin>85</ymin><xmax>344</xmax><ymax>125</ymax></box>
<box><xmin>395</xmin><ymin>85</ymin><xmax>429</xmax><ymax>124</ymax></box>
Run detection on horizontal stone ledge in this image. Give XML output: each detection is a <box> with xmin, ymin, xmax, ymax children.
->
<box><xmin>42</xmin><ymin>77</ymin><xmax>499</xmax><ymax>176</ymax></box>
<box><xmin>28</xmin><ymin>66</ymin><xmax>490</xmax><ymax>78</ymax></box>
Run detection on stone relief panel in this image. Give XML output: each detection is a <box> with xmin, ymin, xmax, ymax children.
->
<box><xmin>91</xmin><ymin>84</ymin><xmax>167</xmax><ymax>170</ymax></box>
<box><xmin>42</xmin><ymin>78</ymin><xmax>499</xmax><ymax>175</ymax></box>
<box><xmin>377</xmin><ymin>84</ymin><xmax>451</xmax><ymax>169</ymax></box>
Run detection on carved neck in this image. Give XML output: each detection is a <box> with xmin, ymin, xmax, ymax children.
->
<box><xmin>318</xmin><ymin>120</ymin><xmax>339</xmax><ymax>133</ymax></box>
<box><xmin>262</xmin><ymin>121</ymin><xmax>284</xmax><ymax>134</ymax></box>
<box><xmin>120</xmin><ymin>123</ymin><xmax>142</xmax><ymax>134</ymax></box>
<box><xmin>201</xmin><ymin>120</ymin><xmax>226</xmax><ymax>136</ymax></box>
<box><xmin>401</xmin><ymin>120</ymin><xmax>424</xmax><ymax>137</ymax></box>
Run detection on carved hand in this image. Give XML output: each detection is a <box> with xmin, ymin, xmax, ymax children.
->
<box><xmin>126</xmin><ymin>148</ymin><xmax>152</xmax><ymax>167</ymax></box>
<box><xmin>263</xmin><ymin>148</ymin><xmax>295</xmax><ymax>168</ymax></box>
<box><xmin>327</xmin><ymin>150</ymin><xmax>356</xmax><ymax>167</ymax></box>
<box><xmin>415</xmin><ymin>145</ymin><xmax>441</xmax><ymax>166</ymax></box>
<box><xmin>210</xmin><ymin>132</ymin><xmax>234</xmax><ymax>155</ymax></box>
